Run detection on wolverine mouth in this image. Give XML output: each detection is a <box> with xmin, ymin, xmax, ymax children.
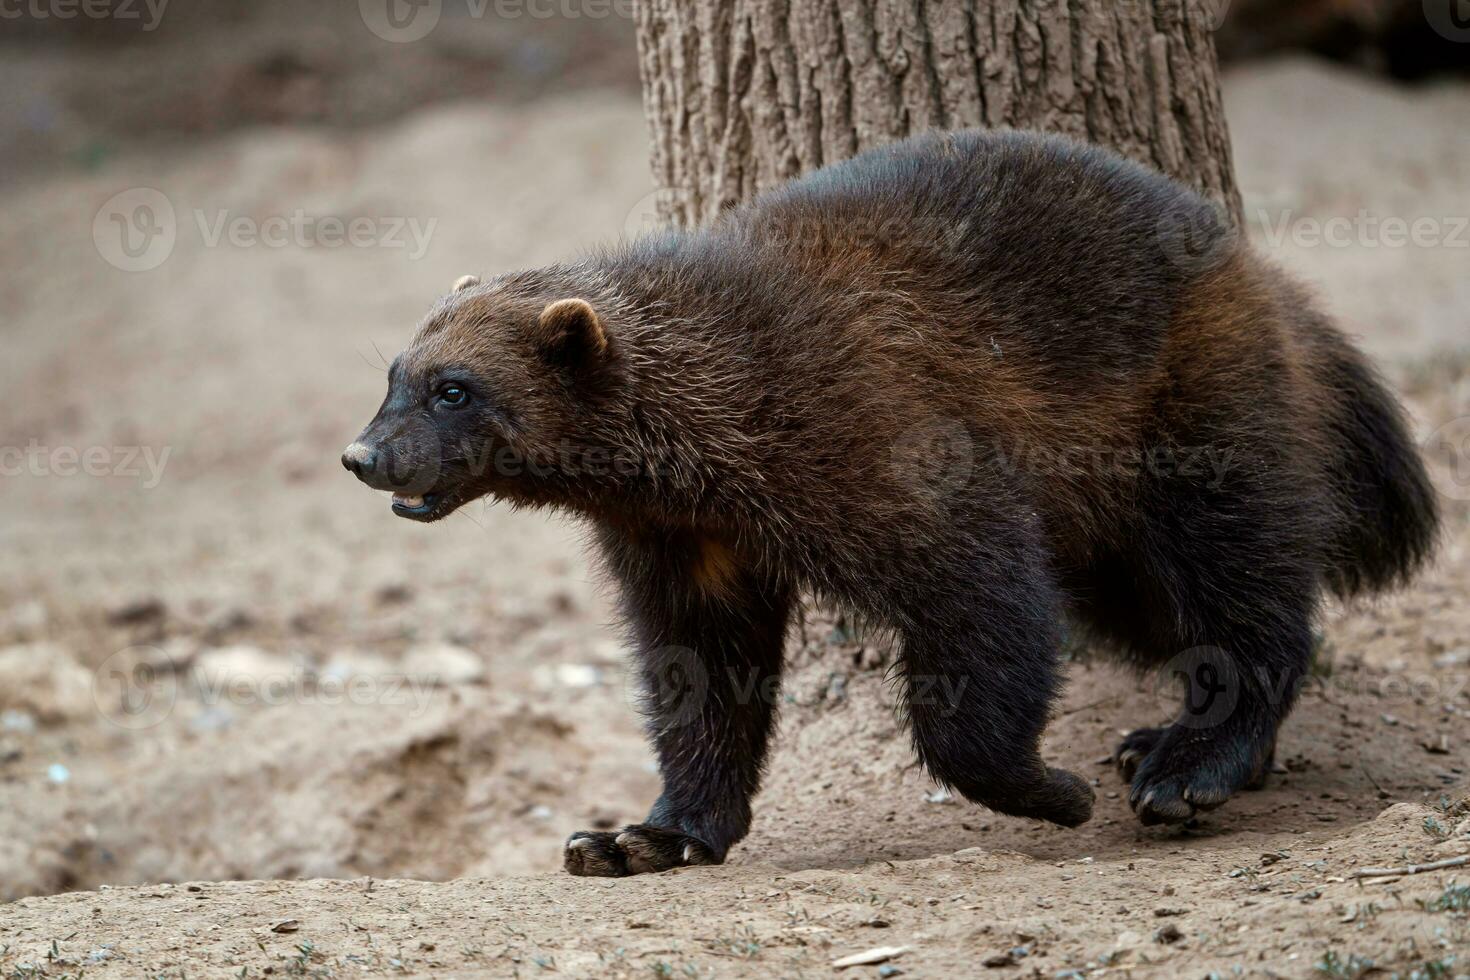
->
<box><xmin>390</xmin><ymin>491</ymin><xmax>442</xmax><ymax>521</ymax></box>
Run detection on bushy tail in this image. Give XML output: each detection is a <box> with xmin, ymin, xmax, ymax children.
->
<box><xmin>1318</xmin><ymin>342</ymin><xmax>1440</xmax><ymax>599</ymax></box>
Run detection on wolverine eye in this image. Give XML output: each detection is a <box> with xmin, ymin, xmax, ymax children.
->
<box><xmin>437</xmin><ymin>383</ymin><xmax>469</xmax><ymax>408</ymax></box>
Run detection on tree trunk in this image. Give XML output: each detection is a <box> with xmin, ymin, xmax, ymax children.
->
<box><xmin>635</xmin><ymin>0</ymin><xmax>1242</xmax><ymax>227</ymax></box>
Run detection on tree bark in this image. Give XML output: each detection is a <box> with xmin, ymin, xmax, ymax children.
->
<box><xmin>635</xmin><ymin>0</ymin><xmax>1242</xmax><ymax>227</ymax></box>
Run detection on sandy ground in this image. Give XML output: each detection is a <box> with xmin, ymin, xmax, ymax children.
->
<box><xmin>1</xmin><ymin>58</ymin><xmax>1469</xmax><ymax>978</ymax></box>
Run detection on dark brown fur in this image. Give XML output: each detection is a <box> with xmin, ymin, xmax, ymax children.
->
<box><xmin>344</xmin><ymin>130</ymin><xmax>1439</xmax><ymax>876</ymax></box>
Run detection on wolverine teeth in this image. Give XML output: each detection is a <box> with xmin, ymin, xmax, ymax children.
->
<box><xmin>393</xmin><ymin>494</ymin><xmax>425</xmax><ymax>508</ymax></box>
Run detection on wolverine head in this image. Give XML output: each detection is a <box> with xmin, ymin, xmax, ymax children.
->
<box><xmin>342</xmin><ymin>272</ymin><xmax>615</xmax><ymax>522</ymax></box>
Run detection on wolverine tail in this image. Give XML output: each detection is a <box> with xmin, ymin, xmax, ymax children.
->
<box><xmin>1316</xmin><ymin>336</ymin><xmax>1440</xmax><ymax>599</ymax></box>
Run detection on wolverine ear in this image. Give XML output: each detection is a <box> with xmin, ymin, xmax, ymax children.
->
<box><xmin>534</xmin><ymin>298</ymin><xmax>608</xmax><ymax>358</ymax></box>
<box><xmin>451</xmin><ymin>275</ymin><xmax>481</xmax><ymax>293</ymax></box>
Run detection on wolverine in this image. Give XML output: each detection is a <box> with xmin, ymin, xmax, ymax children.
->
<box><xmin>343</xmin><ymin>130</ymin><xmax>1438</xmax><ymax>877</ymax></box>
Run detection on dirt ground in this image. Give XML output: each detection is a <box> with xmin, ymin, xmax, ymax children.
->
<box><xmin>2</xmin><ymin>53</ymin><xmax>1469</xmax><ymax>978</ymax></box>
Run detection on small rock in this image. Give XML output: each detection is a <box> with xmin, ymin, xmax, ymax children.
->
<box><xmin>402</xmin><ymin>643</ymin><xmax>486</xmax><ymax>686</ymax></box>
<box><xmin>924</xmin><ymin>787</ymin><xmax>956</xmax><ymax>805</ymax></box>
<box><xmin>1</xmin><ymin>709</ymin><xmax>37</xmax><ymax>734</ymax></box>
<box><xmin>1153</xmin><ymin>906</ymin><xmax>1188</xmax><ymax>917</ymax></box>
<box><xmin>204</xmin><ymin>606</ymin><xmax>255</xmax><ymax>638</ymax></box>
<box><xmin>374</xmin><ymin>583</ymin><xmax>414</xmax><ymax>606</ymax></box>
<box><xmin>1154</xmin><ymin>923</ymin><xmax>1183</xmax><ymax>944</ymax></box>
<box><xmin>1422</xmin><ymin>734</ymin><xmax>1451</xmax><ymax>755</ymax></box>
<box><xmin>106</xmin><ymin>597</ymin><xmax>166</xmax><ymax>627</ymax></box>
<box><xmin>0</xmin><ymin>643</ymin><xmax>94</xmax><ymax>724</ymax></box>
<box><xmin>269</xmin><ymin>919</ymin><xmax>300</xmax><ymax>933</ymax></box>
<box><xmin>188</xmin><ymin>706</ymin><xmax>235</xmax><ymax>734</ymax></box>
<box><xmin>587</xmin><ymin>808</ymin><xmax>619</xmax><ymax>830</ymax></box>
<box><xmin>1433</xmin><ymin>648</ymin><xmax>1470</xmax><ymax>668</ymax></box>
<box><xmin>3</xmin><ymin>600</ymin><xmax>47</xmax><ymax>636</ymax></box>
<box><xmin>193</xmin><ymin>646</ymin><xmax>287</xmax><ymax>699</ymax></box>
<box><xmin>981</xmin><ymin>950</ymin><xmax>1015</xmax><ymax>968</ymax></box>
<box><xmin>833</xmin><ymin>946</ymin><xmax>911</xmax><ymax>969</ymax></box>
<box><xmin>556</xmin><ymin>663</ymin><xmax>601</xmax><ymax>688</ymax></box>
<box><xmin>319</xmin><ymin>651</ymin><xmax>396</xmax><ymax>682</ymax></box>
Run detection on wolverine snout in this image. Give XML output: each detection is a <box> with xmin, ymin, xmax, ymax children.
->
<box><xmin>340</xmin><ymin>426</ymin><xmax>439</xmax><ymax>495</ymax></box>
<box><xmin>340</xmin><ymin>441</ymin><xmax>378</xmax><ymax>480</ymax></box>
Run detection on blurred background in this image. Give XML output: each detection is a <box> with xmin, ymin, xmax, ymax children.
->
<box><xmin>2</xmin><ymin>0</ymin><xmax>1468</xmax><ymax>913</ymax></box>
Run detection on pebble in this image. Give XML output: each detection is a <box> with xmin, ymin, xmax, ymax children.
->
<box><xmin>832</xmin><ymin>946</ymin><xmax>911</xmax><ymax>969</ymax></box>
<box><xmin>0</xmin><ymin>643</ymin><xmax>95</xmax><ymax>723</ymax></box>
<box><xmin>1434</xmin><ymin>647</ymin><xmax>1470</xmax><ymax>668</ymax></box>
<box><xmin>106</xmin><ymin>597</ymin><xmax>166</xmax><ymax>626</ymax></box>
<box><xmin>193</xmin><ymin>645</ymin><xmax>286</xmax><ymax>690</ymax></box>
<box><xmin>1</xmin><ymin>710</ymin><xmax>37</xmax><ymax>734</ymax></box>
<box><xmin>401</xmin><ymin>643</ymin><xmax>486</xmax><ymax>685</ymax></box>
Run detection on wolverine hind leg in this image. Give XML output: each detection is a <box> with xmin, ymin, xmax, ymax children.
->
<box><xmin>849</xmin><ymin>508</ymin><xmax>1094</xmax><ymax>829</ymax></box>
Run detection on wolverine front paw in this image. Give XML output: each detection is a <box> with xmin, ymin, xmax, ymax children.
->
<box><xmin>563</xmin><ymin>824</ymin><xmax>720</xmax><ymax>877</ymax></box>
<box><xmin>1119</xmin><ymin>725</ymin><xmax>1261</xmax><ymax>826</ymax></box>
<box><xmin>1114</xmin><ymin>725</ymin><xmax>1168</xmax><ymax>782</ymax></box>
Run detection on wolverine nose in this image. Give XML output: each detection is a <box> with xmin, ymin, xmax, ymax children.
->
<box><xmin>341</xmin><ymin>442</ymin><xmax>379</xmax><ymax>480</ymax></box>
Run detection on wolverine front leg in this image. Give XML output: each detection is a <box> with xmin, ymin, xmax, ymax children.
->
<box><xmin>565</xmin><ymin>529</ymin><xmax>792</xmax><ymax>877</ymax></box>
